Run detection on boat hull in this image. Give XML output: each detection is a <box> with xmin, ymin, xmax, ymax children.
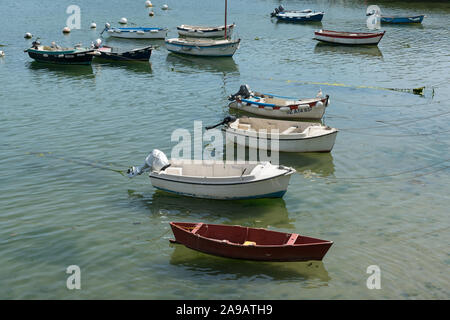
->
<box><xmin>224</xmin><ymin>128</ymin><xmax>338</xmax><ymax>153</ymax></box>
<box><xmin>107</xmin><ymin>28</ymin><xmax>168</xmax><ymax>39</ymax></box>
<box><xmin>26</xmin><ymin>49</ymin><xmax>95</xmax><ymax>65</ymax></box>
<box><xmin>149</xmin><ymin>169</ymin><xmax>294</xmax><ymax>200</ymax></box>
<box><xmin>170</xmin><ymin>222</ymin><xmax>333</xmax><ymax>262</ymax></box>
<box><xmin>177</xmin><ymin>24</ymin><xmax>235</xmax><ymax>38</ymax></box>
<box><xmin>314</xmin><ymin>30</ymin><xmax>385</xmax><ymax>45</ymax></box>
<box><xmin>381</xmin><ymin>15</ymin><xmax>424</xmax><ymax>23</ymax></box>
<box><xmin>228</xmin><ymin>99</ymin><xmax>327</xmax><ymax>120</ymax></box>
<box><xmin>97</xmin><ymin>46</ymin><xmax>152</xmax><ymax>61</ymax></box>
<box><xmin>165</xmin><ymin>39</ymin><xmax>240</xmax><ymax>57</ymax></box>
<box><xmin>276</xmin><ymin>13</ymin><xmax>323</xmax><ymax>22</ymax></box>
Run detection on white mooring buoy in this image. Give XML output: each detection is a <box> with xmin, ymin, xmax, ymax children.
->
<box><xmin>0</xmin><ymin>51</ymin><xmax>5</xmax><ymax>57</ymax></box>
<box><xmin>90</xmin><ymin>22</ymin><xmax>97</xmax><ymax>29</ymax></box>
<box><xmin>62</xmin><ymin>26</ymin><xmax>71</xmax><ymax>34</ymax></box>
<box><xmin>119</xmin><ymin>17</ymin><xmax>128</xmax><ymax>24</ymax></box>
<box><xmin>149</xmin><ymin>11</ymin><xmax>155</xmax><ymax>17</ymax></box>
<box><xmin>162</xmin><ymin>4</ymin><xmax>169</xmax><ymax>10</ymax></box>
<box><xmin>145</xmin><ymin>1</ymin><xmax>153</xmax><ymax>8</ymax></box>
<box><xmin>24</xmin><ymin>32</ymin><xmax>33</xmax><ymax>39</ymax></box>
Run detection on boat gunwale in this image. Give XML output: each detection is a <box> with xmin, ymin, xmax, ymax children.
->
<box><xmin>222</xmin><ymin>126</ymin><xmax>339</xmax><ymax>141</ymax></box>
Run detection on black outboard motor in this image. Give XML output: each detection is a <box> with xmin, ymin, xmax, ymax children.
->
<box><xmin>205</xmin><ymin>116</ymin><xmax>237</xmax><ymax>130</ymax></box>
<box><xmin>228</xmin><ymin>84</ymin><xmax>252</xmax><ymax>101</ymax></box>
<box><xmin>278</xmin><ymin>5</ymin><xmax>285</xmax><ymax>12</ymax></box>
<box><xmin>31</xmin><ymin>39</ymin><xmax>40</xmax><ymax>49</ymax></box>
<box><xmin>271</xmin><ymin>7</ymin><xmax>280</xmax><ymax>17</ymax></box>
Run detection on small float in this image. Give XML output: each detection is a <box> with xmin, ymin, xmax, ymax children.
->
<box><xmin>127</xmin><ymin>150</ymin><xmax>295</xmax><ymax>200</ymax></box>
<box><xmin>271</xmin><ymin>6</ymin><xmax>324</xmax><ymax>22</ymax></box>
<box><xmin>169</xmin><ymin>222</ymin><xmax>333</xmax><ymax>261</ymax></box>
<box><xmin>207</xmin><ymin>116</ymin><xmax>338</xmax><ymax>153</ymax></box>
<box><xmin>314</xmin><ymin>29</ymin><xmax>386</xmax><ymax>45</ymax></box>
<box><xmin>177</xmin><ymin>23</ymin><xmax>235</xmax><ymax>38</ymax></box>
<box><xmin>101</xmin><ymin>23</ymin><xmax>168</xmax><ymax>39</ymax></box>
<box><xmin>228</xmin><ymin>85</ymin><xmax>329</xmax><ymax>120</ymax></box>
<box><xmin>24</xmin><ymin>40</ymin><xmax>99</xmax><ymax>65</ymax></box>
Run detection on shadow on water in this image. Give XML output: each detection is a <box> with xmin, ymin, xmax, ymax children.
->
<box><xmin>127</xmin><ymin>189</ymin><xmax>294</xmax><ymax>229</ymax></box>
<box><xmin>166</xmin><ymin>53</ymin><xmax>239</xmax><ymax>74</ymax></box>
<box><xmin>279</xmin><ymin>152</ymin><xmax>335</xmax><ymax>177</ymax></box>
<box><xmin>169</xmin><ymin>244</ymin><xmax>331</xmax><ymax>283</ymax></box>
<box><xmin>92</xmin><ymin>60</ymin><xmax>152</xmax><ymax>74</ymax></box>
<box><xmin>27</xmin><ymin>61</ymin><xmax>95</xmax><ymax>78</ymax></box>
<box><xmin>313</xmin><ymin>42</ymin><xmax>383</xmax><ymax>57</ymax></box>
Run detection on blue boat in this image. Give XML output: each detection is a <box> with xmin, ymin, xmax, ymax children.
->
<box><xmin>271</xmin><ymin>6</ymin><xmax>324</xmax><ymax>22</ymax></box>
<box><xmin>380</xmin><ymin>15</ymin><xmax>424</xmax><ymax>24</ymax></box>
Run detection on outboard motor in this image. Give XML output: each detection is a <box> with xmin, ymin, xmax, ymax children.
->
<box><xmin>205</xmin><ymin>116</ymin><xmax>237</xmax><ymax>130</ymax></box>
<box><xmin>31</xmin><ymin>39</ymin><xmax>41</xmax><ymax>49</ymax></box>
<box><xmin>100</xmin><ymin>23</ymin><xmax>111</xmax><ymax>36</ymax></box>
<box><xmin>228</xmin><ymin>84</ymin><xmax>252</xmax><ymax>101</ymax></box>
<box><xmin>278</xmin><ymin>5</ymin><xmax>285</xmax><ymax>12</ymax></box>
<box><xmin>92</xmin><ymin>38</ymin><xmax>102</xmax><ymax>49</ymax></box>
<box><xmin>127</xmin><ymin>149</ymin><xmax>170</xmax><ymax>178</ymax></box>
<box><xmin>270</xmin><ymin>7</ymin><xmax>280</xmax><ymax>17</ymax></box>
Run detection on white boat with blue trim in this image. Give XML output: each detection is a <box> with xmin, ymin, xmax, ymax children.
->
<box><xmin>177</xmin><ymin>23</ymin><xmax>235</xmax><ymax>38</ymax></box>
<box><xmin>228</xmin><ymin>85</ymin><xmax>330</xmax><ymax>120</ymax></box>
<box><xmin>101</xmin><ymin>23</ymin><xmax>168</xmax><ymax>39</ymax></box>
<box><xmin>127</xmin><ymin>150</ymin><xmax>295</xmax><ymax>200</ymax></box>
<box><xmin>165</xmin><ymin>37</ymin><xmax>240</xmax><ymax>57</ymax></box>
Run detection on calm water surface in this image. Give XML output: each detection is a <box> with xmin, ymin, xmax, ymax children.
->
<box><xmin>0</xmin><ymin>0</ymin><xmax>449</xmax><ymax>299</ymax></box>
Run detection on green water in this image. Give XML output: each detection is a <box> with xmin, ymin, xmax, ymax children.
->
<box><xmin>0</xmin><ymin>0</ymin><xmax>449</xmax><ymax>299</ymax></box>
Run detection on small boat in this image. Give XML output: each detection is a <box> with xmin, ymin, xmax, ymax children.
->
<box><xmin>169</xmin><ymin>222</ymin><xmax>333</xmax><ymax>262</ymax></box>
<box><xmin>314</xmin><ymin>29</ymin><xmax>385</xmax><ymax>45</ymax></box>
<box><xmin>177</xmin><ymin>23</ymin><xmax>235</xmax><ymax>38</ymax></box>
<box><xmin>228</xmin><ymin>85</ymin><xmax>329</xmax><ymax>120</ymax></box>
<box><xmin>91</xmin><ymin>39</ymin><xmax>152</xmax><ymax>61</ymax></box>
<box><xmin>208</xmin><ymin>116</ymin><xmax>338</xmax><ymax>153</ymax></box>
<box><xmin>271</xmin><ymin>6</ymin><xmax>324</xmax><ymax>22</ymax></box>
<box><xmin>127</xmin><ymin>150</ymin><xmax>295</xmax><ymax>200</ymax></box>
<box><xmin>24</xmin><ymin>40</ymin><xmax>99</xmax><ymax>65</ymax></box>
<box><xmin>101</xmin><ymin>23</ymin><xmax>168</xmax><ymax>39</ymax></box>
<box><xmin>165</xmin><ymin>38</ymin><xmax>240</xmax><ymax>57</ymax></box>
<box><xmin>380</xmin><ymin>15</ymin><xmax>424</xmax><ymax>24</ymax></box>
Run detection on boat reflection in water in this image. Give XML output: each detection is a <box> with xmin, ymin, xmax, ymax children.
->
<box><xmin>314</xmin><ymin>42</ymin><xmax>383</xmax><ymax>57</ymax></box>
<box><xmin>166</xmin><ymin>53</ymin><xmax>239</xmax><ymax>74</ymax></box>
<box><xmin>127</xmin><ymin>189</ymin><xmax>293</xmax><ymax>229</ymax></box>
<box><xmin>27</xmin><ymin>61</ymin><xmax>95</xmax><ymax>79</ymax></box>
<box><xmin>169</xmin><ymin>244</ymin><xmax>331</xmax><ymax>283</ymax></box>
<box><xmin>279</xmin><ymin>152</ymin><xmax>335</xmax><ymax>177</ymax></box>
<box><xmin>93</xmin><ymin>60</ymin><xmax>152</xmax><ymax>74</ymax></box>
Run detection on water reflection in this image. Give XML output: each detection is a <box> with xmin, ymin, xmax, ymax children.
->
<box><xmin>170</xmin><ymin>244</ymin><xmax>331</xmax><ymax>283</ymax></box>
<box><xmin>166</xmin><ymin>53</ymin><xmax>239</xmax><ymax>74</ymax></box>
<box><xmin>279</xmin><ymin>152</ymin><xmax>335</xmax><ymax>177</ymax></box>
<box><xmin>314</xmin><ymin>43</ymin><xmax>383</xmax><ymax>57</ymax></box>
<box><xmin>127</xmin><ymin>189</ymin><xmax>293</xmax><ymax>229</ymax></box>
<box><xmin>27</xmin><ymin>61</ymin><xmax>94</xmax><ymax>78</ymax></box>
<box><xmin>93</xmin><ymin>60</ymin><xmax>152</xmax><ymax>74</ymax></box>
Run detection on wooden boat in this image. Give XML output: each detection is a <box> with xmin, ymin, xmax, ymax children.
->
<box><xmin>314</xmin><ymin>29</ymin><xmax>385</xmax><ymax>45</ymax></box>
<box><xmin>228</xmin><ymin>85</ymin><xmax>329</xmax><ymax>120</ymax></box>
<box><xmin>169</xmin><ymin>222</ymin><xmax>333</xmax><ymax>262</ymax></box>
<box><xmin>92</xmin><ymin>40</ymin><xmax>152</xmax><ymax>61</ymax></box>
<box><xmin>381</xmin><ymin>15</ymin><xmax>424</xmax><ymax>24</ymax></box>
<box><xmin>213</xmin><ymin>116</ymin><xmax>338</xmax><ymax>153</ymax></box>
<box><xmin>177</xmin><ymin>24</ymin><xmax>235</xmax><ymax>38</ymax></box>
<box><xmin>271</xmin><ymin>6</ymin><xmax>324</xmax><ymax>22</ymax></box>
<box><xmin>166</xmin><ymin>0</ymin><xmax>240</xmax><ymax>57</ymax></box>
<box><xmin>101</xmin><ymin>24</ymin><xmax>168</xmax><ymax>39</ymax></box>
<box><xmin>165</xmin><ymin>38</ymin><xmax>240</xmax><ymax>57</ymax></box>
<box><xmin>24</xmin><ymin>40</ymin><xmax>99</xmax><ymax>65</ymax></box>
<box><xmin>127</xmin><ymin>150</ymin><xmax>295</xmax><ymax>200</ymax></box>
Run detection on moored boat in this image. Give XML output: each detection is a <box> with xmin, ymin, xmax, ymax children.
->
<box><xmin>314</xmin><ymin>29</ymin><xmax>385</xmax><ymax>45</ymax></box>
<box><xmin>208</xmin><ymin>116</ymin><xmax>338</xmax><ymax>153</ymax></box>
<box><xmin>165</xmin><ymin>38</ymin><xmax>240</xmax><ymax>57</ymax></box>
<box><xmin>271</xmin><ymin>6</ymin><xmax>324</xmax><ymax>22</ymax></box>
<box><xmin>228</xmin><ymin>85</ymin><xmax>329</xmax><ymax>120</ymax></box>
<box><xmin>127</xmin><ymin>150</ymin><xmax>295</xmax><ymax>200</ymax></box>
<box><xmin>91</xmin><ymin>39</ymin><xmax>152</xmax><ymax>61</ymax></box>
<box><xmin>380</xmin><ymin>15</ymin><xmax>424</xmax><ymax>24</ymax></box>
<box><xmin>170</xmin><ymin>222</ymin><xmax>333</xmax><ymax>262</ymax></box>
<box><xmin>101</xmin><ymin>23</ymin><xmax>168</xmax><ymax>39</ymax></box>
<box><xmin>177</xmin><ymin>23</ymin><xmax>235</xmax><ymax>38</ymax></box>
<box><xmin>24</xmin><ymin>40</ymin><xmax>99</xmax><ymax>65</ymax></box>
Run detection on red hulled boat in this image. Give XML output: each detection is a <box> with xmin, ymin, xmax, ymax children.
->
<box><xmin>169</xmin><ymin>222</ymin><xmax>333</xmax><ymax>262</ymax></box>
<box><xmin>314</xmin><ymin>29</ymin><xmax>385</xmax><ymax>45</ymax></box>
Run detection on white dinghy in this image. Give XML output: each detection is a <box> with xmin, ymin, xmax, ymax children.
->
<box><xmin>228</xmin><ymin>85</ymin><xmax>330</xmax><ymax>120</ymax></box>
<box><xmin>127</xmin><ymin>150</ymin><xmax>295</xmax><ymax>200</ymax></box>
<box><xmin>208</xmin><ymin>116</ymin><xmax>338</xmax><ymax>153</ymax></box>
<box><xmin>165</xmin><ymin>38</ymin><xmax>240</xmax><ymax>57</ymax></box>
<box><xmin>177</xmin><ymin>24</ymin><xmax>235</xmax><ymax>38</ymax></box>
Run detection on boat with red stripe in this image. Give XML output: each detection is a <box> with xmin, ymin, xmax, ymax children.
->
<box><xmin>314</xmin><ymin>29</ymin><xmax>386</xmax><ymax>45</ymax></box>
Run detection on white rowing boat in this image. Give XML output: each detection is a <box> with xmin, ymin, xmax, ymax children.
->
<box><xmin>221</xmin><ymin>117</ymin><xmax>338</xmax><ymax>153</ymax></box>
<box><xmin>165</xmin><ymin>38</ymin><xmax>240</xmax><ymax>57</ymax></box>
<box><xmin>228</xmin><ymin>85</ymin><xmax>329</xmax><ymax>120</ymax></box>
<box><xmin>313</xmin><ymin>29</ymin><xmax>385</xmax><ymax>45</ymax></box>
<box><xmin>127</xmin><ymin>150</ymin><xmax>295</xmax><ymax>200</ymax></box>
